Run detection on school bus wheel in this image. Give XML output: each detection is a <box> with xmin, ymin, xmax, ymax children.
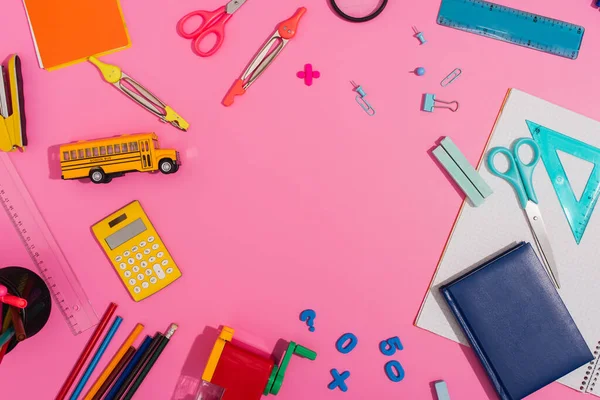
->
<box><xmin>159</xmin><ymin>158</ymin><xmax>176</xmax><ymax>174</ymax></box>
<box><xmin>90</xmin><ymin>168</ymin><xmax>107</xmax><ymax>184</ymax></box>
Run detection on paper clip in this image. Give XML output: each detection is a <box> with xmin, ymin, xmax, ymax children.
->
<box><xmin>351</xmin><ymin>81</ymin><xmax>375</xmax><ymax>116</ymax></box>
<box><xmin>440</xmin><ymin>68</ymin><xmax>462</xmax><ymax>87</ymax></box>
<box><xmin>422</xmin><ymin>93</ymin><xmax>459</xmax><ymax>112</ymax></box>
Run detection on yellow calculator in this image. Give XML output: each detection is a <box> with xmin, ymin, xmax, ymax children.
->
<box><xmin>92</xmin><ymin>200</ymin><xmax>181</xmax><ymax>301</ymax></box>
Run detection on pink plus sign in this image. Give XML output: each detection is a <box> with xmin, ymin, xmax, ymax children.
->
<box><xmin>297</xmin><ymin>64</ymin><xmax>320</xmax><ymax>86</ymax></box>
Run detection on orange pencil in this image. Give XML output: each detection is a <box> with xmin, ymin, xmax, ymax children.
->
<box><xmin>10</xmin><ymin>307</ymin><xmax>26</xmax><ymax>341</ymax></box>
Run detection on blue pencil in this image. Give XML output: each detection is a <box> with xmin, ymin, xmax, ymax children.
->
<box><xmin>70</xmin><ymin>316</ymin><xmax>123</xmax><ymax>400</ymax></box>
<box><xmin>105</xmin><ymin>335</ymin><xmax>152</xmax><ymax>400</ymax></box>
<box><xmin>0</xmin><ymin>326</ymin><xmax>15</xmax><ymax>347</ymax></box>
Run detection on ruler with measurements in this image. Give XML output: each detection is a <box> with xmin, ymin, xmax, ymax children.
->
<box><xmin>0</xmin><ymin>152</ymin><xmax>98</xmax><ymax>335</ymax></box>
<box><xmin>437</xmin><ymin>0</ymin><xmax>585</xmax><ymax>60</ymax></box>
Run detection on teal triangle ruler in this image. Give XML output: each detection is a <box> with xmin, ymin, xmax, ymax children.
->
<box><xmin>438</xmin><ymin>0</ymin><xmax>585</xmax><ymax>60</ymax></box>
<box><xmin>527</xmin><ymin>120</ymin><xmax>600</xmax><ymax>244</ymax></box>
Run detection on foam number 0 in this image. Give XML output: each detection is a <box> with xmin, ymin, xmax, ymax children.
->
<box><xmin>379</xmin><ymin>337</ymin><xmax>403</xmax><ymax>356</ymax></box>
<box><xmin>384</xmin><ymin>360</ymin><xmax>405</xmax><ymax>382</ymax></box>
<box><xmin>336</xmin><ymin>333</ymin><xmax>358</xmax><ymax>354</ymax></box>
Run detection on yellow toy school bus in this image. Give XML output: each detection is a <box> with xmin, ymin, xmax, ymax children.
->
<box><xmin>60</xmin><ymin>133</ymin><xmax>180</xmax><ymax>184</ymax></box>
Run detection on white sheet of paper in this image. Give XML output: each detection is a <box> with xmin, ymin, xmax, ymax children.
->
<box><xmin>416</xmin><ymin>89</ymin><xmax>600</xmax><ymax>396</ymax></box>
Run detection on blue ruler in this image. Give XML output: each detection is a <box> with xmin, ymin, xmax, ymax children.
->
<box><xmin>527</xmin><ymin>121</ymin><xmax>600</xmax><ymax>244</ymax></box>
<box><xmin>438</xmin><ymin>0</ymin><xmax>585</xmax><ymax>59</ymax></box>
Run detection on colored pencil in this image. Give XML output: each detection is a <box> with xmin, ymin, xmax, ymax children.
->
<box><xmin>0</xmin><ymin>284</ymin><xmax>7</xmax><ymax>296</ymax></box>
<box><xmin>10</xmin><ymin>307</ymin><xmax>26</xmax><ymax>341</ymax></box>
<box><xmin>112</xmin><ymin>333</ymin><xmax>162</xmax><ymax>400</ymax></box>
<box><xmin>105</xmin><ymin>336</ymin><xmax>153</xmax><ymax>400</ymax></box>
<box><xmin>0</xmin><ymin>326</ymin><xmax>15</xmax><ymax>347</ymax></box>
<box><xmin>56</xmin><ymin>302</ymin><xmax>118</xmax><ymax>400</ymax></box>
<box><xmin>70</xmin><ymin>316</ymin><xmax>123</xmax><ymax>399</ymax></box>
<box><xmin>0</xmin><ymin>294</ymin><xmax>27</xmax><ymax>308</ymax></box>
<box><xmin>93</xmin><ymin>346</ymin><xmax>135</xmax><ymax>400</ymax></box>
<box><xmin>84</xmin><ymin>323</ymin><xmax>144</xmax><ymax>400</ymax></box>
<box><xmin>122</xmin><ymin>324</ymin><xmax>178</xmax><ymax>400</ymax></box>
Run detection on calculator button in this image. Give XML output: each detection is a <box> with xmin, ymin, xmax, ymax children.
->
<box><xmin>124</xmin><ymin>271</ymin><xmax>132</xmax><ymax>278</ymax></box>
<box><xmin>128</xmin><ymin>278</ymin><xmax>136</xmax><ymax>286</ymax></box>
<box><xmin>152</xmin><ymin>244</ymin><xmax>159</xmax><ymax>250</ymax></box>
<box><xmin>136</xmin><ymin>253</ymin><xmax>143</xmax><ymax>260</ymax></box>
<box><xmin>141</xmin><ymin>261</ymin><xmax>148</xmax><ymax>268</ymax></box>
<box><xmin>133</xmin><ymin>286</ymin><xmax>141</xmax><ymax>294</ymax></box>
<box><xmin>150</xmin><ymin>277</ymin><xmax>158</xmax><ymax>284</ymax></box>
<box><xmin>153</xmin><ymin>264</ymin><xmax>166</xmax><ymax>280</ymax></box>
<box><xmin>149</xmin><ymin>257</ymin><xmax>156</xmax><ymax>263</ymax></box>
<box><xmin>132</xmin><ymin>266</ymin><xmax>140</xmax><ymax>273</ymax></box>
<box><xmin>148</xmin><ymin>236</ymin><xmax>155</xmax><ymax>243</ymax></box>
<box><xmin>131</xmin><ymin>246</ymin><xmax>139</xmax><ymax>252</ymax></box>
<box><xmin>123</xmin><ymin>251</ymin><xmax>131</xmax><ymax>257</ymax></box>
<box><xmin>137</xmin><ymin>274</ymin><xmax>145</xmax><ymax>281</ymax></box>
<box><xmin>144</xmin><ymin>249</ymin><xmax>151</xmax><ymax>255</ymax></box>
<box><xmin>140</xmin><ymin>241</ymin><xmax>147</xmax><ymax>247</ymax></box>
<box><xmin>115</xmin><ymin>255</ymin><xmax>123</xmax><ymax>262</ymax></box>
<box><xmin>145</xmin><ymin>269</ymin><xmax>153</xmax><ymax>276</ymax></box>
<box><xmin>157</xmin><ymin>251</ymin><xmax>164</xmax><ymax>258</ymax></box>
<box><xmin>119</xmin><ymin>263</ymin><xmax>127</xmax><ymax>270</ymax></box>
<box><xmin>161</xmin><ymin>259</ymin><xmax>169</xmax><ymax>266</ymax></box>
<box><xmin>128</xmin><ymin>258</ymin><xmax>135</xmax><ymax>265</ymax></box>
<box><xmin>166</xmin><ymin>267</ymin><xmax>174</xmax><ymax>274</ymax></box>
<box><xmin>142</xmin><ymin>282</ymin><xmax>149</xmax><ymax>289</ymax></box>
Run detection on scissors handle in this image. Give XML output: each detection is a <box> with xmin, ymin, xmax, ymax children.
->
<box><xmin>487</xmin><ymin>146</ymin><xmax>527</xmax><ymax>208</ymax></box>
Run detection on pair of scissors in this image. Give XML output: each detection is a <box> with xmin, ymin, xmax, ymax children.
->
<box><xmin>487</xmin><ymin>138</ymin><xmax>560</xmax><ymax>289</ymax></box>
<box><xmin>177</xmin><ymin>0</ymin><xmax>247</xmax><ymax>57</ymax></box>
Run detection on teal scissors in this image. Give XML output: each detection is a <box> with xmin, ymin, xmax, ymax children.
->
<box><xmin>487</xmin><ymin>137</ymin><xmax>560</xmax><ymax>289</ymax></box>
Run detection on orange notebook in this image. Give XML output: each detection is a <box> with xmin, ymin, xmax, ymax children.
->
<box><xmin>22</xmin><ymin>0</ymin><xmax>131</xmax><ymax>70</ymax></box>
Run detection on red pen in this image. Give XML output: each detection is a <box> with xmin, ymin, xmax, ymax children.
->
<box><xmin>0</xmin><ymin>294</ymin><xmax>27</xmax><ymax>308</ymax></box>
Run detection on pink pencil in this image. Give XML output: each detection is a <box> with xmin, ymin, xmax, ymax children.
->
<box><xmin>0</xmin><ymin>285</ymin><xmax>7</xmax><ymax>297</ymax></box>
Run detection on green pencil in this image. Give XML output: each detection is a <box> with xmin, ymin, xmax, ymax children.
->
<box><xmin>122</xmin><ymin>324</ymin><xmax>178</xmax><ymax>400</ymax></box>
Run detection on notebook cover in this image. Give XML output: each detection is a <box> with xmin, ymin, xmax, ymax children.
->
<box><xmin>441</xmin><ymin>242</ymin><xmax>593</xmax><ymax>400</ymax></box>
<box><xmin>22</xmin><ymin>0</ymin><xmax>131</xmax><ymax>70</ymax></box>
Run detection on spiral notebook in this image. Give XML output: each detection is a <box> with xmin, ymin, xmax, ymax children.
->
<box><xmin>416</xmin><ymin>89</ymin><xmax>600</xmax><ymax>396</ymax></box>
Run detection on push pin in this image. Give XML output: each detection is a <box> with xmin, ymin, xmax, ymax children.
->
<box><xmin>351</xmin><ymin>81</ymin><xmax>375</xmax><ymax>116</ymax></box>
<box><xmin>411</xmin><ymin>67</ymin><xmax>426</xmax><ymax>76</ymax></box>
<box><xmin>422</xmin><ymin>93</ymin><xmax>459</xmax><ymax>112</ymax></box>
<box><xmin>412</xmin><ymin>26</ymin><xmax>427</xmax><ymax>45</ymax></box>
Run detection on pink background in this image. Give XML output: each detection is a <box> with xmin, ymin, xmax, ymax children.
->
<box><xmin>1</xmin><ymin>0</ymin><xmax>599</xmax><ymax>399</ymax></box>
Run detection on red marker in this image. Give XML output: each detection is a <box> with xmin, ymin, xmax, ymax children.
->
<box><xmin>0</xmin><ymin>294</ymin><xmax>27</xmax><ymax>308</ymax></box>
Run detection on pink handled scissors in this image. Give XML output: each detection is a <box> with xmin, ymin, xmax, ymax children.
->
<box><xmin>177</xmin><ymin>0</ymin><xmax>247</xmax><ymax>57</ymax></box>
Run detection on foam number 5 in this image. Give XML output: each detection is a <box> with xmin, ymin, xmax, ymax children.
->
<box><xmin>379</xmin><ymin>337</ymin><xmax>403</xmax><ymax>356</ymax></box>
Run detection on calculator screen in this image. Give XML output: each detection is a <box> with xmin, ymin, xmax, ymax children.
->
<box><xmin>105</xmin><ymin>218</ymin><xmax>147</xmax><ymax>250</ymax></box>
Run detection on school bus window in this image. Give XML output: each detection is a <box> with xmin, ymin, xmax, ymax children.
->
<box><xmin>122</xmin><ymin>143</ymin><xmax>128</xmax><ymax>152</ymax></box>
<box><xmin>100</xmin><ymin>146</ymin><xmax>106</xmax><ymax>156</ymax></box>
<box><xmin>107</xmin><ymin>146</ymin><xmax>113</xmax><ymax>155</ymax></box>
<box><xmin>93</xmin><ymin>148</ymin><xmax>99</xmax><ymax>157</ymax></box>
<box><xmin>70</xmin><ymin>150</ymin><xmax>77</xmax><ymax>159</ymax></box>
<box><xmin>85</xmin><ymin>148</ymin><xmax>91</xmax><ymax>158</ymax></box>
<box><xmin>78</xmin><ymin>149</ymin><xmax>84</xmax><ymax>158</ymax></box>
<box><xmin>63</xmin><ymin>151</ymin><xmax>70</xmax><ymax>161</ymax></box>
<box><xmin>130</xmin><ymin>142</ymin><xmax>138</xmax><ymax>151</ymax></box>
<box><xmin>114</xmin><ymin>145</ymin><xmax>121</xmax><ymax>154</ymax></box>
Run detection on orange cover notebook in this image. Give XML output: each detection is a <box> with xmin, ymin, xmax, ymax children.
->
<box><xmin>22</xmin><ymin>0</ymin><xmax>131</xmax><ymax>70</ymax></box>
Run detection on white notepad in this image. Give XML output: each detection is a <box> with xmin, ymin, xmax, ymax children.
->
<box><xmin>416</xmin><ymin>89</ymin><xmax>600</xmax><ymax>396</ymax></box>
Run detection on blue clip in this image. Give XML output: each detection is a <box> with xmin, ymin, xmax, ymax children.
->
<box><xmin>351</xmin><ymin>81</ymin><xmax>375</xmax><ymax>116</ymax></box>
<box><xmin>422</xmin><ymin>93</ymin><xmax>459</xmax><ymax>112</ymax></box>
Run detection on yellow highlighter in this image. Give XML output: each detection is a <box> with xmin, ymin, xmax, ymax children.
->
<box><xmin>92</xmin><ymin>201</ymin><xmax>182</xmax><ymax>301</ymax></box>
<box><xmin>88</xmin><ymin>56</ymin><xmax>189</xmax><ymax>131</ymax></box>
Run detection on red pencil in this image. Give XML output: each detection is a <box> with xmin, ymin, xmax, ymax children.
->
<box><xmin>55</xmin><ymin>302</ymin><xmax>118</xmax><ymax>400</ymax></box>
<box><xmin>0</xmin><ymin>294</ymin><xmax>27</xmax><ymax>308</ymax></box>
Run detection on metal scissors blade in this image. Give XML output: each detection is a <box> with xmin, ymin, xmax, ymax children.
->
<box><xmin>524</xmin><ymin>202</ymin><xmax>561</xmax><ymax>289</ymax></box>
<box><xmin>226</xmin><ymin>0</ymin><xmax>247</xmax><ymax>14</ymax></box>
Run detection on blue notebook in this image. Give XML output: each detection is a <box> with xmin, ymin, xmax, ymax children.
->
<box><xmin>441</xmin><ymin>242</ymin><xmax>593</xmax><ymax>400</ymax></box>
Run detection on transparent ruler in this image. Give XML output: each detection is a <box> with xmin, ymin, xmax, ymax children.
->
<box><xmin>0</xmin><ymin>152</ymin><xmax>98</xmax><ymax>334</ymax></box>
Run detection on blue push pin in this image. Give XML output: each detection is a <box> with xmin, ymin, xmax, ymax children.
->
<box><xmin>412</xmin><ymin>67</ymin><xmax>426</xmax><ymax>76</ymax></box>
<box><xmin>413</xmin><ymin>26</ymin><xmax>427</xmax><ymax>45</ymax></box>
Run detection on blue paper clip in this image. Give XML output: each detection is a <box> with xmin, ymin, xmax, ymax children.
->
<box><xmin>351</xmin><ymin>81</ymin><xmax>375</xmax><ymax>116</ymax></box>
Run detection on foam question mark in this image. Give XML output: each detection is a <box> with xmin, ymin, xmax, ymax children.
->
<box><xmin>299</xmin><ymin>309</ymin><xmax>316</xmax><ymax>332</ymax></box>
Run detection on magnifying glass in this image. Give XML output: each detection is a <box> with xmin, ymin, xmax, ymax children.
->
<box><xmin>329</xmin><ymin>0</ymin><xmax>388</xmax><ymax>23</ymax></box>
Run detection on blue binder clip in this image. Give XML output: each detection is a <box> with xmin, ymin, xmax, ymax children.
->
<box><xmin>351</xmin><ymin>81</ymin><xmax>375</xmax><ymax>116</ymax></box>
<box><xmin>422</xmin><ymin>93</ymin><xmax>459</xmax><ymax>112</ymax></box>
